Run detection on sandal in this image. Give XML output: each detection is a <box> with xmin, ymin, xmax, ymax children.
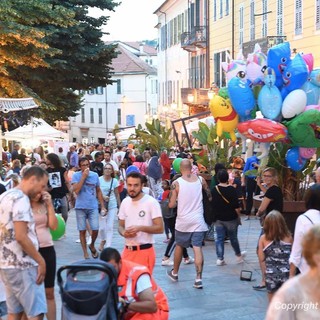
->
<box><xmin>99</xmin><ymin>240</ymin><xmax>106</xmax><ymax>252</ymax></box>
<box><xmin>252</xmin><ymin>284</ymin><xmax>266</xmax><ymax>291</ymax></box>
<box><xmin>88</xmin><ymin>245</ymin><xmax>99</xmax><ymax>259</ymax></box>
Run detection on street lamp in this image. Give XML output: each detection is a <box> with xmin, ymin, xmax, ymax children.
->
<box><xmin>187</xmin><ymin>94</ymin><xmax>194</xmax><ymax>103</ymax></box>
<box><xmin>207</xmin><ymin>82</ymin><xmax>219</xmax><ymax>100</ymax></box>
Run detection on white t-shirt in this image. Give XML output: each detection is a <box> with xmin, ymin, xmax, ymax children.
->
<box><xmin>102</xmin><ymin>159</ymin><xmax>119</xmax><ymax>172</ymax></box>
<box><xmin>0</xmin><ymin>189</ymin><xmax>39</xmax><ymax>269</ymax></box>
<box><xmin>0</xmin><ymin>275</ymin><xmax>5</xmax><ymax>302</ymax></box>
<box><xmin>175</xmin><ymin>176</ymin><xmax>208</xmax><ymax>232</ymax></box>
<box><xmin>289</xmin><ymin>209</ymin><xmax>320</xmax><ymax>273</ymax></box>
<box><xmin>118</xmin><ymin>194</ymin><xmax>162</xmax><ymax>245</ymax></box>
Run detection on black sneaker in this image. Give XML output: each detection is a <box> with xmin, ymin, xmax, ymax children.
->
<box><xmin>167</xmin><ymin>269</ymin><xmax>178</xmax><ymax>282</ymax></box>
<box><xmin>193</xmin><ymin>279</ymin><xmax>203</xmax><ymax>289</ymax></box>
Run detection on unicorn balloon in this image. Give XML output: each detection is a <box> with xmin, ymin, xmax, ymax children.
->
<box><xmin>246</xmin><ymin>43</ymin><xmax>267</xmax><ymax>85</ymax></box>
<box><xmin>222</xmin><ymin>50</ymin><xmax>247</xmax><ymax>82</ymax></box>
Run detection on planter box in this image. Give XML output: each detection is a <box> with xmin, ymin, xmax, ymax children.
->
<box><xmin>253</xmin><ymin>195</ymin><xmax>305</xmax><ymax>235</ymax></box>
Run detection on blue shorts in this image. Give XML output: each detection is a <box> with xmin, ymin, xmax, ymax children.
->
<box><xmin>0</xmin><ymin>266</ymin><xmax>47</xmax><ymax>318</ymax></box>
<box><xmin>0</xmin><ymin>301</ymin><xmax>7</xmax><ymax>317</ymax></box>
<box><xmin>175</xmin><ymin>230</ymin><xmax>206</xmax><ymax>248</ymax></box>
<box><xmin>76</xmin><ymin>208</ymin><xmax>99</xmax><ymax>231</ymax></box>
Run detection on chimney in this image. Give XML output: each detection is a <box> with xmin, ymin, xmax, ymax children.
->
<box><xmin>139</xmin><ymin>43</ymin><xmax>144</xmax><ymax>54</ymax></box>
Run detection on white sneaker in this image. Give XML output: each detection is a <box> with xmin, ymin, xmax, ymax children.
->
<box><xmin>86</xmin><ymin>236</ymin><xmax>92</xmax><ymax>245</ymax></box>
<box><xmin>76</xmin><ymin>239</ymin><xmax>81</xmax><ymax>243</ymax></box>
<box><xmin>216</xmin><ymin>259</ymin><xmax>226</xmax><ymax>266</ymax></box>
<box><xmin>236</xmin><ymin>251</ymin><xmax>247</xmax><ymax>264</ymax></box>
<box><xmin>183</xmin><ymin>256</ymin><xmax>194</xmax><ymax>265</ymax></box>
<box><xmin>161</xmin><ymin>259</ymin><xmax>174</xmax><ymax>266</ymax></box>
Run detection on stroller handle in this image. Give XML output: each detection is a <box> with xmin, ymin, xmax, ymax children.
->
<box><xmin>57</xmin><ymin>263</ymin><xmax>117</xmax><ymax>292</ymax></box>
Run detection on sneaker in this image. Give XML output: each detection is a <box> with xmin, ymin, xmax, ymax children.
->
<box><xmin>236</xmin><ymin>251</ymin><xmax>247</xmax><ymax>264</ymax></box>
<box><xmin>86</xmin><ymin>236</ymin><xmax>92</xmax><ymax>245</ymax></box>
<box><xmin>183</xmin><ymin>256</ymin><xmax>194</xmax><ymax>265</ymax></box>
<box><xmin>161</xmin><ymin>259</ymin><xmax>174</xmax><ymax>266</ymax></box>
<box><xmin>216</xmin><ymin>259</ymin><xmax>226</xmax><ymax>266</ymax></box>
<box><xmin>76</xmin><ymin>239</ymin><xmax>81</xmax><ymax>243</ymax></box>
<box><xmin>244</xmin><ymin>216</ymin><xmax>250</xmax><ymax>221</ymax></box>
<box><xmin>167</xmin><ymin>269</ymin><xmax>178</xmax><ymax>282</ymax></box>
<box><xmin>193</xmin><ymin>279</ymin><xmax>203</xmax><ymax>289</ymax></box>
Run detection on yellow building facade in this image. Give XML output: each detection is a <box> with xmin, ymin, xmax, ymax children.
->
<box><xmin>209</xmin><ymin>0</ymin><xmax>320</xmax><ymax>84</ymax></box>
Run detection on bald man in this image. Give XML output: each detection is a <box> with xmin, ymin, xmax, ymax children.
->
<box><xmin>167</xmin><ymin>159</ymin><xmax>212</xmax><ymax>289</ymax></box>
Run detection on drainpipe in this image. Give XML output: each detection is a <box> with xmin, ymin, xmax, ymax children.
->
<box><xmin>206</xmin><ymin>0</ymin><xmax>210</xmax><ymax>88</ymax></box>
<box><xmin>159</xmin><ymin>10</ymin><xmax>167</xmax><ymax>105</ymax></box>
<box><xmin>232</xmin><ymin>0</ymin><xmax>235</xmax><ymax>59</ymax></box>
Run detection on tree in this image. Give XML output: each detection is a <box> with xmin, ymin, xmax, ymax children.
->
<box><xmin>0</xmin><ymin>0</ymin><xmax>119</xmax><ymax>126</ymax></box>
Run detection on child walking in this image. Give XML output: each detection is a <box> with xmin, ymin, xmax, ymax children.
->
<box><xmin>258</xmin><ymin>210</ymin><xmax>293</xmax><ymax>301</ymax></box>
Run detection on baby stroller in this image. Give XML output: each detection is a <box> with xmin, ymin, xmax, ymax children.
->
<box><xmin>57</xmin><ymin>259</ymin><xmax>120</xmax><ymax>320</ymax></box>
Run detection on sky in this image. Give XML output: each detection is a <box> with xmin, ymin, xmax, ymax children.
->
<box><xmin>91</xmin><ymin>0</ymin><xmax>164</xmax><ymax>42</ymax></box>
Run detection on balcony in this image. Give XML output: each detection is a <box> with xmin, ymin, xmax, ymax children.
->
<box><xmin>181</xmin><ymin>32</ymin><xmax>197</xmax><ymax>52</ymax></box>
<box><xmin>190</xmin><ymin>26</ymin><xmax>207</xmax><ymax>49</ymax></box>
<box><xmin>242</xmin><ymin>35</ymin><xmax>287</xmax><ymax>57</ymax></box>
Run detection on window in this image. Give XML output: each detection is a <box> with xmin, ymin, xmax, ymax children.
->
<box><xmin>81</xmin><ymin>108</ymin><xmax>85</xmax><ymax>123</ymax></box>
<box><xmin>87</xmin><ymin>89</ymin><xmax>94</xmax><ymax>95</ymax></box>
<box><xmin>116</xmin><ymin>79</ymin><xmax>121</xmax><ymax>94</ymax></box>
<box><xmin>214</xmin><ymin>51</ymin><xmax>227</xmax><ymax>87</ymax></box>
<box><xmin>214</xmin><ymin>0</ymin><xmax>217</xmax><ymax>21</ymax></box>
<box><xmin>262</xmin><ymin>0</ymin><xmax>268</xmax><ymax>37</ymax></box>
<box><xmin>98</xmin><ymin>108</ymin><xmax>102</xmax><ymax>124</ymax></box>
<box><xmin>277</xmin><ymin>0</ymin><xmax>284</xmax><ymax>35</ymax></box>
<box><xmin>90</xmin><ymin>108</ymin><xmax>94</xmax><ymax>123</ymax></box>
<box><xmin>149</xmin><ymin>59</ymin><xmax>153</xmax><ymax>65</ymax></box>
<box><xmin>316</xmin><ymin>0</ymin><xmax>320</xmax><ymax>30</ymax></box>
<box><xmin>117</xmin><ymin>109</ymin><xmax>121</xmax><ymax>125</ymax></box>
<box><xmin>295</xmin><ymin>0</ymin><xmax>302</xmax><ymax>35</ymax></box>
<box><xmin>226</xmin><ymin>0</ymin><xmax>229</xmax><ymax>15</ymax></box>
<box><xmin>239</xmin><ymin>6</ymin><xmax>244</xmax><ymax>46</ymax></box>
<box><xmin>220</xmin><ymin>0</ymin><xmax>223</xmax><ymax>18</ymax></box>
<box><xmin>250</xmin><ymin>0</ymin><xmax>255</xmax><ymax>40</ymax></box>
<box><xmin>95</xmin><ymin>87</ymin><xmax>103</xmax><ymax>95</ymax></box>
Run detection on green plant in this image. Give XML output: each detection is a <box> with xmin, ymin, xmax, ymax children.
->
<box><xmin>131</xmin><ymin>119</ymin><xmax>174</xmax><ymax>153</ymax></box>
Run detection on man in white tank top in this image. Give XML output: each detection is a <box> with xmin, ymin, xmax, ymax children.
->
<box><xmin>167</xmin><ymin>159</ymin><xmax>212</xmax><ymax>289</ymax></box>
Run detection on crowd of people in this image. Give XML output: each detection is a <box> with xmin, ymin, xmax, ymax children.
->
<box><xmin>0</xmin><ymin>142</ymin><xmax>320</xmax><ymax>319</ymax></box>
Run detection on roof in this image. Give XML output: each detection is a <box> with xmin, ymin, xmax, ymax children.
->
<box><xmin>112</xmin><ymin>44</ymin><xmax>157</xmax><ymax>75</ymax></box>
<box><xmin>121</xmin><ymin>42</ymin><xmax>157</xmax><ymax>55</ymax></box>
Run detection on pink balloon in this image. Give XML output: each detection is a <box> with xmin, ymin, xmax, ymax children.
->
<box><xmin>302</xmin><ymin>53</ymin><xmax>314</xmax><ymax>72</ymax></box>
<box><xmin>299</xmin><ymin>147</ymin><xmax>317</xmax><ymax>159</ymax></box>
<box><xmin>304</xmin><ymin>104</ymin><xmax>320</xmax><ymax>112</ymax></box>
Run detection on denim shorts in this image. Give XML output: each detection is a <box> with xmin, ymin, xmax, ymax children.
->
<box><xmin>76</xmin><ymin>208</ymin><xmax>99</xmax><ymax>231</ymax></box>
<box><xmin>0</xmin><ymin>301</ymin><xmax>7</xmax><ymax>317</ymax></box>
<box><xmin>0</xmin><ymin>266</ymin><xmax>47</xmax><ymax>317</ymax></box>
<box><xmin>175</xmin><ymin>230</ymin><xmax>206</xmax><ymax>247</ymax></box>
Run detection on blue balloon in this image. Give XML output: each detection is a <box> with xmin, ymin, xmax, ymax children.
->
<box><xmin>126</xmin><ymin>165</ymin><xmax>140</xmax><ymax>175</ymax></box>
<box><xmin>286</xmin><ymin>147</ymin><xmax>307</xmax><ymax>172</ymax></box>
<box><xmin>258</xmin><ymin>85</ymin><xmax>282</xmax><ymax>120</ymax></box>
<box><xmin>281</xmin><ymin>54</ymin><xmax>308</xmax><ymax>100</ymax></box>
<box><xmin>227</xmin><ymin>77</ymin><xmax>255</xmax><ymax>122</ymax></box>
<box><xmin>301</xmin><ymin>81</ymin><xmax>320</xmax><ymax>106</ymax></box>
<box><xmin>267</xmin><ymin>42</ymin><xmax>291</xmax><ymax>89</ymax></box>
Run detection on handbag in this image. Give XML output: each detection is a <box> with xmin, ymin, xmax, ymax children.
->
<box><xmin>160</xmin><ymin>199</ymin><xmax>176</xmax><ymax>219</ymax></box>
<box><xmin>104</xmin><ymin>178</ymin><xmax>114</xmax><ymax>210</ymax></box>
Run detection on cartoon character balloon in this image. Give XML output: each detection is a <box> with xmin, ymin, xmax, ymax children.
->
<box><xmin>227</xmin><ymin>76</ymin><xmax>255</xmax><ymax>122</ymax></box>
<box><xmin>286</xmin><ymin>147</ymin><xmax>307</xmax><ymax>171</ymax></box>
<box><xmin>237</xmin><ymin>118</ymin><xmax>287</xmax><ymax>142</ymax></box>
<box><xmin>302</xmin><ymin>53</ymin><xmax>314</xmax><ymax>73</ymax></box>
<box><xmin>286</xmin><ymin>109</ymin><xmax>320</xmax><ymax>147</ymax></box>
<box><xmin>222</xmin><ymin>50</ymin><xmax>247</xmax><ymax>82</ymax></box>
<box><xmin>209</xmin><ymin>95</ymin><xmax>238</xmax><ymax>141</ymax></box>
<box><xmin>246</xmin><ymin>43</ymin><xmax>267</xmax><ymax>85</ymax></box>
<box><xmin>281</xmin><ymin>54</ymin><xmax>308</xmax><ymax>100</ymax></box>
<box><xmin>299</xmin><ymin>147</ymin><xmax>317</xmax><ymax>159</ymax></box>
<box><xmin>267</xmin><ymin>42</ymin><xmax>291</xmax><ymax>89</ymax></box>
<box><xmin>258</xmin><ymin>67</ymin><xmax>282</xmax><ymax>120</ymax></box>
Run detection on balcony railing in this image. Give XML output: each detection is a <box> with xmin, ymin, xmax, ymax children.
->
<box><xmin>190</xmin><ymin>26</ymin><xmax>207</xmax><ymax>48</ymax></box>
<box><xmin>181</xmin><ymin>32</ymin><xmax>197</xmax><ymax>52</ymax></box>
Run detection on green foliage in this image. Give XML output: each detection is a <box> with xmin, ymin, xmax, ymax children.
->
<box><xmin>132</xmin><ymin>119</ymin><xmax>174</xmax><ymax>153</ymax></box>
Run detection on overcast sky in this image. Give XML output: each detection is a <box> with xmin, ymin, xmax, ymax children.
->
<box><xmin>91</xmin><ymin>0</ymin><xmax>164</xmax><ymax>42</ymax></box>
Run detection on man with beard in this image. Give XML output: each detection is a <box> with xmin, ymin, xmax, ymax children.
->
<box><xmin>0</xmin><ymin>166</ymin><xmax>48</xmax><ymax>319</ymax></box>
<box><xmin>118</xmin><ymin>171</ymin><xmax>164</xmax><ymax>274</ymax></box>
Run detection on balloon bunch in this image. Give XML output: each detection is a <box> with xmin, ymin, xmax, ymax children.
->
<box><xmin>209</xmin><ymin>42</ymin><xmax>320</xmax><ymax>171</ymax></box>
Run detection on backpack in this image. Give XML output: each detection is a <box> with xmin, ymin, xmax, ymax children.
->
<box><xmin>160</xmin><ymin>199</ymin><xmax>176</xmax><ymax>219</ymax></box>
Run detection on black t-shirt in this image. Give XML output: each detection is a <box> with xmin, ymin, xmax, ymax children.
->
<box><xmin>212</xmin><ymin>185</ymin><xmax>239</xmax><ymax>221</ymax></box>
<box><xmin>46</xmin><ymin>167</ymin><xmax>68</xmax><ymax>198</ymax></box>
<box><xmin>233</xmin><ymin>177</ymin><xmax>242</xmax><ymax>198</ymax></box>
<box><xmin>17</xmin><ymin>154</ymin><xmax>27</xmax><ymax>165</ymax></box>
<box><xmin>90</xmin><ymin>161</ymin><xmax>104</xmax><ymax>177</ymax></box>
<box><xmin>0</xmin><ymin>184</ymin><xmax>6</xmax><ymax>195</ymax></box>
<box><xmin>265</xmin><ymin>185</ymin><xmax>283</xmax><ymax>214</ymax></box>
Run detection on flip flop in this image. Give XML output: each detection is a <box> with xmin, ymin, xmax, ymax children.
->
<box><xmin>252</xmin><ymin>284</ymin><xmax>266</xmax><ymax>291</ymax></box>
<box><xmin>88</xmin><ymin>246</ymin><xmax>99</xmax><ymax>259</ymax></box>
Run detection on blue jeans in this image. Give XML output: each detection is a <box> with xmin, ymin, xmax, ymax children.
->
<box><xmin>215</xmin><ymin>219</ymin><xmax>241</xmax><ymax>260</ymax></box>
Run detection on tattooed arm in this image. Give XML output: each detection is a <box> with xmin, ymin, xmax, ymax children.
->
<box><xmin>168</xmin><ymin>180</ymin><xmax>179</xmax><ymax>208</ymax></box>
<box><xmin>201</xmin><ymin>176</ymin><xmax>212</xmax><ymax>201</ymax></box>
